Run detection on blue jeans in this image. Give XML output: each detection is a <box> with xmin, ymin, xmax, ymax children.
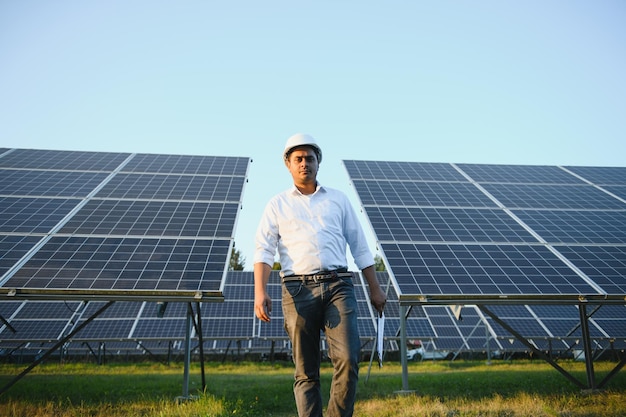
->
<box><xmin>282</xmin><ymin>277</ymin><xmax>360</xmax><ymax>417</ymax></box>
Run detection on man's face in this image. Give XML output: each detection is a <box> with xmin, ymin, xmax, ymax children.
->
<box><xmin>285</xmin><ymin>146</ymin><xmax>319</xmax><ymax>185</ymax></box>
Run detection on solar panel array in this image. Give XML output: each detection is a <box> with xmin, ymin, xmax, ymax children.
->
<box><xmin>1</xmin><ymin>151</ymin><xmax>624</xmax><ymax>359</ymax></box>
<box><xmin>343</xmin><ymin>161</ymin><xmax>626</xmax><ymax>303</ymax></box>
<box><xmin>2</xmin><ymin>270</ymin><xmax>624</xmax><ymax>358</ymax></box>
<box><xmin>0</xmin><ymin>148</ymin><xmax>250</xmax><ymax>301</ymax></box>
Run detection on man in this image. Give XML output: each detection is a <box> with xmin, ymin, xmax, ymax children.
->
<box><xmin>254</xmin><ymin>133</ymin><xmax>387</xmax><ymax>417</ymax></box>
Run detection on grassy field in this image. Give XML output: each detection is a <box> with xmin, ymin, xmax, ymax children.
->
<box><xmin>0</xmin><ymin>360</ymin><xmax>624</xmax><ymax>416</ymax></box>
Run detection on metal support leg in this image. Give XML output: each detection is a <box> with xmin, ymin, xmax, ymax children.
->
<box><xmin>181</xmin><ymin>303</ymin><xmax>193</xmax><ymax>399</ymax></box>
<box><xmin>578</xmin><ymin>304</ymin><xmax>596</xmax><ymax>390</ymax></box>
<box><xmin>194</xmin><ymin>302</ymin><xmax>206</xmax><ymax>392</ymax></box>
<box><xmin>398</xmin><ymin>304</ymin><xmax>411</xmax><ymax>393</ymax></box>
<box><xmin>485</xmin><ymin>319</ymin><xmax>491</xmax><ymax>365</ymax></box>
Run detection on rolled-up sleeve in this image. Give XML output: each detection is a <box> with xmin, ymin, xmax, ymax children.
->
<box><xmin>254</xmin><ymin>201</ymin><xmax>278</xmax><ymax>266</ymax></box>
<box><xmin>342</xmin><ymin>195</ymin><xmax>375</xmax><ymax>270</ymax></box>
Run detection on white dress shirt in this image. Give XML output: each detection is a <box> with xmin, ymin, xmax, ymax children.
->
<box><xmin>254</xmin><ymin>184</ymin><xmax>375</xmax><ymax>277</ymax></box>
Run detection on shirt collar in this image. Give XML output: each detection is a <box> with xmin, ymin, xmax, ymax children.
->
<box><xmin>290</xmin><ymin>182</ymin><xmax>326</xmax><ymax>196</ymax></box>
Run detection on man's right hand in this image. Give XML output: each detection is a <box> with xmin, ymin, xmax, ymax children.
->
<box><xmin>254</xmin><ymin>262</ymin><xmax>273</xmax><ymax>322</ymax></box>
<box><xmin>255</xmin><ymin>292</ymin><xmax>272</xmax><ymax>322</ymax></box>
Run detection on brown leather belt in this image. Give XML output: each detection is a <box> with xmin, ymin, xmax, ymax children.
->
<box><xmin>282</xmin><ymin>270</ymin><xmax>353</xmax><ymax>283</ymax></box>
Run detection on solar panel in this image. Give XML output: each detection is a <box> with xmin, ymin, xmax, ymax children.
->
<box><xmin>512</xmin><ymin>210</ymin><xmax>626</xmax><ymax>244</ymax></box>
<box><xmin>345</xmin><ymin>161</ymin><xmax>626</xmax><ymax>304</ymax></box>
<box><xmin>0</xmin><ymin>148</ymin><xmax>251</xmax><ymax>301</ymax></box>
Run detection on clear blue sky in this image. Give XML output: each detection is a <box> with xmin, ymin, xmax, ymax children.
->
<box><xmin>2</xmin><ymin>1</ymin><xmax>625</xmax><ymax>270</ymax></box>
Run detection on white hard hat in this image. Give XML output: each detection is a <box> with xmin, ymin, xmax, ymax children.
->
<box><xmin>283</xmin><ymin>133</ymin><xmax>322</xmax><ymax>163</ymax></box>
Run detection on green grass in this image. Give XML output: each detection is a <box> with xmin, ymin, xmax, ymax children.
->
<box><xmin>0</xmin><ymin>360</ymin><xmax>624</xmax><ymax>416</ymax></box>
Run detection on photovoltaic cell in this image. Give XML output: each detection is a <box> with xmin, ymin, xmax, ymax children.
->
<box><xmin>603</xmin><ymin>186</ymin><xmax>626</xmax><ymax>201</ymax></box>
<box><xmin>0</xmin><ymin>149</ymin><xmax>129</xmax><ymax>171</ymax></box>
<box><xmin>482</xmin><ymin>184</ymin><xmax>624</xmax><ymax>210</ymax></box>
<box><xmin>421</xmin><ymin>306</ymin><xmax>470</xmax><ymax>350</ymax></box>
<box><xmin>13</xmin><ymin>301</ymin><xmax>82</xmax><ymax>319</ymax></box>
<box><xmin>0</xmin><ymin>197</ymin><xmax>79</xmax><ymax>233</ymax></box>
<box><xmin>75</xmin><ymin>319</ymin><xmax>136</xmax><ymax>340</ymax></box>
<box><xmin>528</xmin><ymin>304</ymin><xmax>583</xmax><ymax>338</ymax></box>
<box><xmin>587</xmin><ymin>305</ymin><xmax>626</xmax><ymax>341</ymax></box>
<box><xmin>374</xmin><ymin>272</ymin><xmax>436</xmax><ymax>339</ymax></box>
<box><xmin>0</xmin><ymin>300</ymin><xmax>23</xmax><ymax>318</ymax></box>
<box><xmin>0</xmin><ymin>319</ymin><xmax>69</xmax><ymax>341</ymax></box>
<box><xmin>565</xmin><ymin>166</ymin><xmax>626</xmax><ymax>185</ymax></box>
<box><xmin>482</xmin><ymin>305</ymin><xmax>552</xmax><ymax>338</ymax></box>
<box><xmin>367</xmin><ymin>207</ymin><xmax>538</xmax><ymax>243</ymax></box>
<box><xmin>3</xmin><ymin>235</ymin><xmax>230</xmax><ymax>292</ymax></box>
<box><xmin>0</xmin><ymin>235</ymin><xmax>42</xmax><ymax>277</ymax></box>
<box><xmin>352</xmin><ymin>180</ymin><xmax>497</xmax><ymax>207</ymax></box>
<box><xmin>513</xmin><ymin>210</ymin><xmax>626</xmax><ymax>244</ymax></box>
<box><xmin>139</xmin><ymin>301</ymin><xmax>188</xmax><ymax>318</ymax></box>
<box><xmin>457</xmin><ymin>164</ymin><xmax>585</xmax><ymax>184</ymax></box>
<box><xmin>95</xmin><ymin>173</ymin><xmax>245</xmax><ymax>201</ymax></box>
<box><xmin>59</xmin><ymin>200</ymin><xmax>238</xmax><ymax>237</ymax></box>
<box><xmin>344</xmin><ymin>160</ymin><xmax>465</xmax><ymax>181</ymax></box>
<box><xmin>444</xmin><ymin>307</ymin><xmax>490</xmax><ymax>350</ymax></box>
<box><xmin>554</xmin><ymin>246</ymin><xmax>626</xmax><ymax>295</ymax></box>
<box><xmin>69</xmin><ymin>301</ymin><xmax>183</xmax><ymax>340</ymax></box>
<box><xmin>131</xmin><ymin>319</ymin><xmax>188</xmax><ymax>339</ymax></box>
<box><xmin>0</xmin><ymin>301</ymin><xmax>81</xmax><ymax>341</ymax></box>
<box><xmin>381</xmin><ymin>242</ymin><xmax>599</xmax><ymax>297</ymax></box>
<box><xmin>123</xmin><ymin>154</ymin><xmax>249</xmax><ymax>176</ymax></box>
<box><xmin>0</xmin><ymin>169</ymin><xmax>108</xmax><ymax>197</ymax></box>
<box><xmin>222</xmin><ymin>284</ymin><xmax>254</xmax><ymax>300</ymax></box>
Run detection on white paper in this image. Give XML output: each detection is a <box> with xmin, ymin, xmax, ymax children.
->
<box><xmin>377</xmin><ymin>312</ymin><xmax>385</xmax><ymax>367</ymax></box>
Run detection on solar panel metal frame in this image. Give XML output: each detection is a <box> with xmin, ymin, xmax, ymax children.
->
<box><xmin>0</xmin><ymin>148</ymin><xmax>251</xmax><ymax>303</ymax></box>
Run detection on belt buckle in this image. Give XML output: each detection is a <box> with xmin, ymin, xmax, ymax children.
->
<box><xmin>312</xmin><ymin>273</ymin><xmax>326</xmax><ymax>283</ymax></box>
<box><xmin>318</xmin><ymin>270</ymin><xmax>337</xmax><ymax>283</ymax></box>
